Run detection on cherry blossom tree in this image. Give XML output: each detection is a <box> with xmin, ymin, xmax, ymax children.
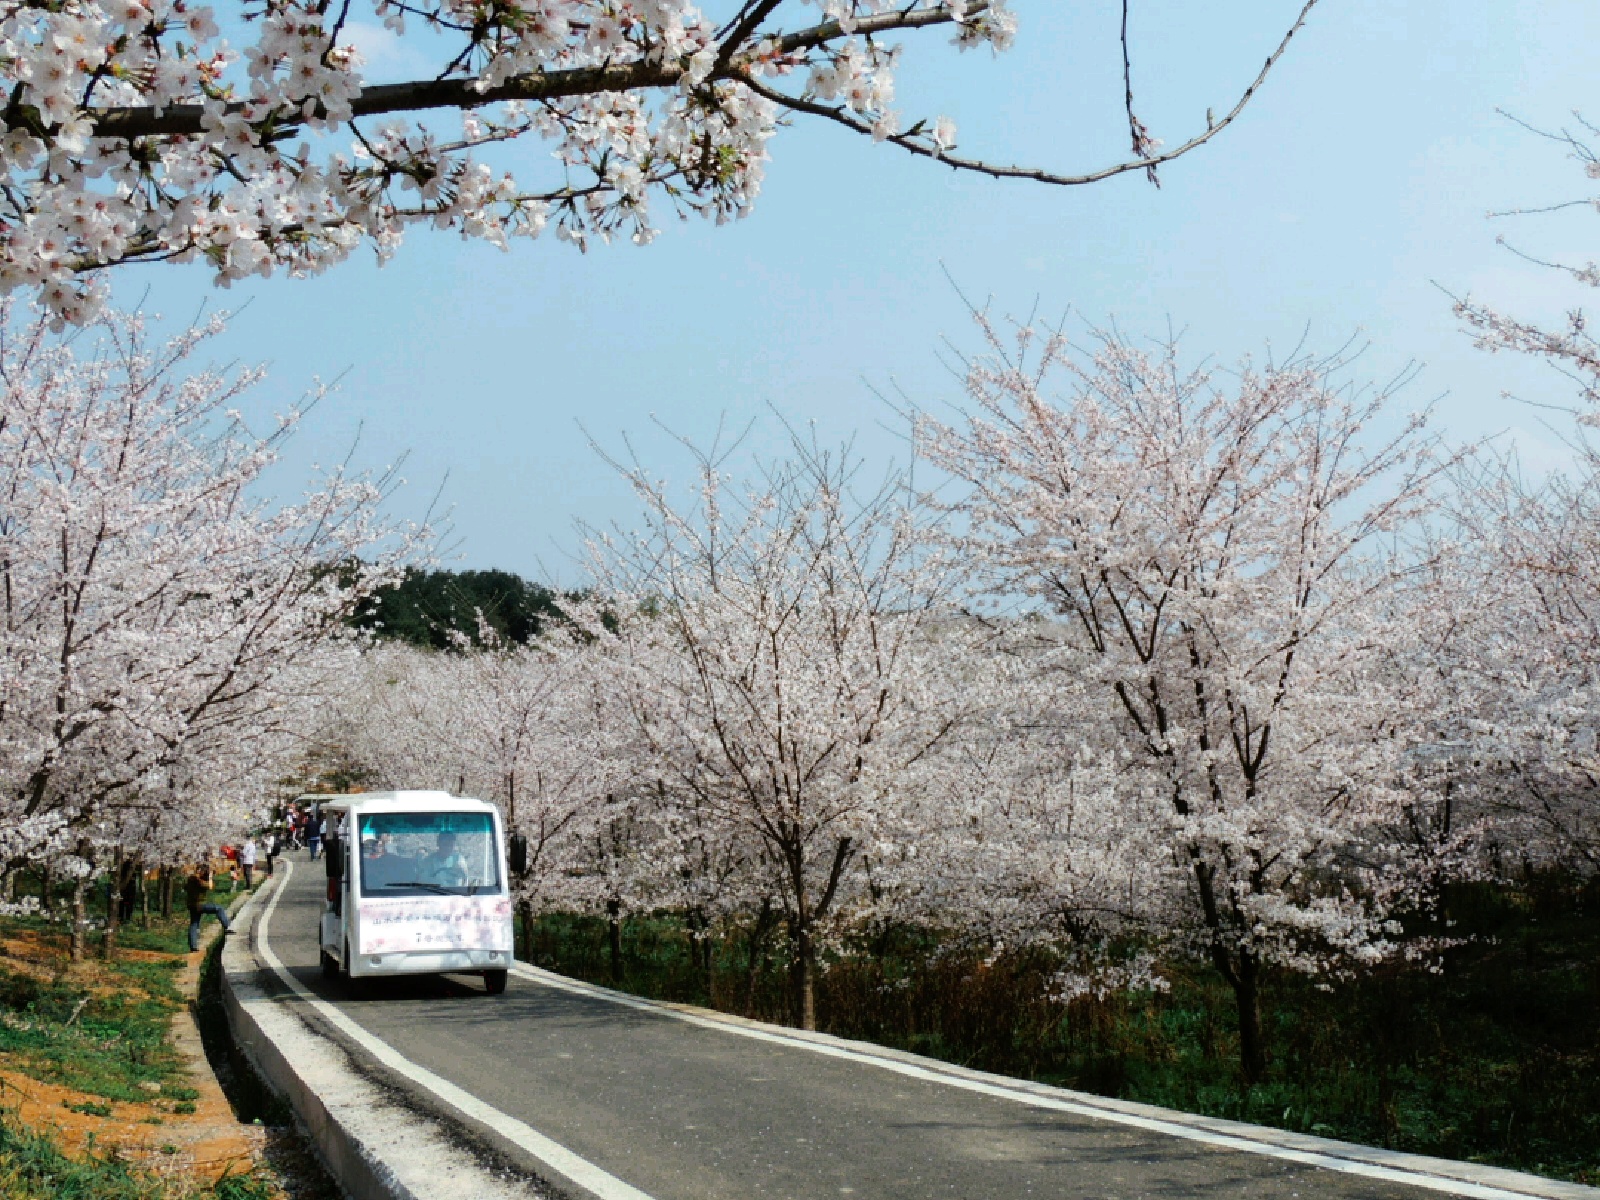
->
<box><xmin>584</xmin><ymin>427</ymin><xmax>990</xmax><ymax>1029</ymax></box>
<box><xmin>342</xmin><ymin>619</ymin><xmax>632</xmax><ymax>923</ymax></box>
<box><xmin>1446</xmin><ymin>115</ymin><xmax>1600</xmax><ymax>877</ymax></box>
<box><xmin>0</xmin><ymin>301</ymin><xmax>410</xmax><ymax>955</ymax></box>
<box><xmin>1416</xmin><ymin>455</ymin><xmax>1600</xmax><ymax>878</ymax></box>
<box><xmin>0</xmin><ymin>0</ymin><xmax>1321</xmax><ymax>324</ymax></box>
<box><xmin>919</xmin><ymin>314</ymin><xmax>1456</xmax><ymax>1083</ymax></box>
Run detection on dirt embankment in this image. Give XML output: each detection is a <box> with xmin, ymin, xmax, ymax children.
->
<box><xmin>0</xmin><ymin>893</ymin><xmax>335</xmax><ymax>1198</ymax></box>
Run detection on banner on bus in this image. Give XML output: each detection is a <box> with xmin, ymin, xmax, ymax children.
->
<box><xmin>357</xmin><ymin>895</ymin><xmax>513</xmax><ymax>955</ymax></box>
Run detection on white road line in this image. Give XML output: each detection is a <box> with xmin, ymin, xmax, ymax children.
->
<box><xmin>509</xmin><ymin>963</ymin><xmax>1566</xmax><ymax>1200</ymax></box>
<box><xmin>257</xmin><ymin>863</ymin><xmax>657</xmax><ymax>1200</ymax></box>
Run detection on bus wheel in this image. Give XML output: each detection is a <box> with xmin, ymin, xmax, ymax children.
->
<box><xmin>483</xmin><ymin>969</ymin><xmax>508</xmax><ymax>995</ymax></box>
<box><xmin>343</xmin><ymin>944</ymin><xmax>369</xmax><ymax>997</ymax></box>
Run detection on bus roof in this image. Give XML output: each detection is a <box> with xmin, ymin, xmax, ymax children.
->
<box><xmin>311</xmin><ymin>791</ymin><xmax>496</xmax><ymax>815</ymax></box>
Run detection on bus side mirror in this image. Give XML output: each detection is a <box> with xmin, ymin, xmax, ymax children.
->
<box><xmin>326</xmin><ymin>836</ymin><xmax>342</xmax><ymax>879</ymax></box>
<box><xmin>509</xmin><ymin>833</ymin><xmax>528</xmax><ymax>877</ymax></box>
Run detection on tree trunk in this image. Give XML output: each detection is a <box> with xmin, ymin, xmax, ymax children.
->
<box><xmin>69</xmin><ymin>872</ymin><xmax>88</xmax><ymax>962</ymax></box>
<box><xmin>159</xmin><ymin>867</ymin><xmax>173</xmax><ymax>919</ymax></box>
<box><xmin>743</xmin><ymin>898</ymin><xmax>774</xmax><ymax>1018</ymax></box>
<box><xmin>517</xmin><ymin>900</ymin><xmax>533</xmax><ymax>962</ymax></box>
<box><xmin>790</xmin><ymin>919</ymin><xmax>816</xmax><ymax>1031</ymax></box>
<box><xmin>703</xmin><ymin>930</ymin><xmax>715</xmax><ymax>1002</ymax></box>
<box><xmin>102</xmin><ymin>847</ymin><xmax>122</xmax><ymax>958</ymax></box>
<box><xmin>1232</xmin><ymin>952</ymin><xmax>1266</xmax><ymax>1087</ymax></box>
<box><xmin>140</xmin><ymin>864</ymin><xmax>150</xmax><ymax>928</ymax></box>
<box><xmin>1191</xmin><ymin>853</ymin><xmax>1268</xmax><ymax>1087</ymax></box>
<box><xmin>606</xmin><ymin>899</ymin><xmax>623</xmax><ymax>984</ymax></box>
<box><xmin>686</xmin><ymin>907</ymin><xmax>714</xmax><ymax>1004</ymax></box>
<box><xmin>39</xmin><ymin>865</ymin><xmax>53</xmax><ymax>916</ymax></box>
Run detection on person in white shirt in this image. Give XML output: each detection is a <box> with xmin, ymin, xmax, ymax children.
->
<box><xmin>240</xmin><ymin>837</ymin><xmax>258</xmax><ymax>888</ymax></box>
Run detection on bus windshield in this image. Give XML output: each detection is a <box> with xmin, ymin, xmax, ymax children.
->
<box><xmin>355</xmin><ymin>811</ymin><xmax>502</xmax><ymax>898</ymax></box>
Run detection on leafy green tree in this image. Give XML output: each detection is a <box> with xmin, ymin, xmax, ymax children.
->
<box><xmin>351</xmin><ymin>568</ymin><xmax>566</xmax><ymax>650</ymax></box>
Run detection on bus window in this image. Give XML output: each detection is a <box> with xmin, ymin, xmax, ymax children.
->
<box><xmin>356</xmin><ymin>811</ymin><xmax>501</xmax><ymax>898</ymax></box>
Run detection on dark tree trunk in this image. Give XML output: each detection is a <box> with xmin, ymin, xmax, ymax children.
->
<box><xmin>1191</xmin><ymin>853</ymin><xmax>1268</xmax><ymax>1087</ymax></box>
<box><xmin>790</xmin><ymin>919</ymin><xmax>816</xmax><ymax>1031</ymax></box>
<box><xmin>1232</xmin><ymin>952</ymin><xmax>1266</xmax><ymax>1087</ymax></box>
<box><xmin>69</xmin><ymin>872</ymin><xmax>88</xmax><ymax>962</ymax></box>
<box><xmin>160</xmin><ymin>867</ymin><xmax>174</xmax><ymax>919</ymax></box>
<box><xmin>606</xmin><ymin>898</ymin><xmax>623</xmax><ymax>984</ymax></box>
<box><xmin>39</xmin><ymin>864</ymin><xmax>53</xmax><ymax>916</ymax></box>
<box><xmin>685</xmin><ymin>907</ymin><xmax>715</xmax><ymax>1003</ymax></box>
<box><xmin>743</xmin><ymin>898</ymin><xmax>774</xmax><ymax>1018</ymax></box>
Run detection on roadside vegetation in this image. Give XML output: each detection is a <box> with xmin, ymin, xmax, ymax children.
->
<box><xmin>0</xmin><ymin>872</ymin><xmax>330</xmax><ymax>1199</ymax></box>
<box><xmin>0</xmin><ymin>1112</ymin><xmax>276</xmax><ymax>1200</ymax></box>
<box><xmin>0</xmin><ymin>876</ymin><xmax>220</xmax><ymax>1107</ymax></box>
<box><xmin>525</xmin><ymin>875</ymin><xmax>1600</xmax><ymax>1185</ymax></box>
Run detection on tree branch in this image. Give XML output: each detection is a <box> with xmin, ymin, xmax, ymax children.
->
<box><xmin>738</xmin><ymin>0</ymin><xmax>1319</xmax><ymax>189</ymax></box>
<box><xmin>87</xmin><ymin>5</ymin><xmax>964</xmax><ymax>141</ymax></box>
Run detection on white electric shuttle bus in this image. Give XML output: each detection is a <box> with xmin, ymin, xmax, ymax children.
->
<box><xmin>315</xmin><ymin>791</ymin><xmax>514</xmax><ymax>994</ymax></box>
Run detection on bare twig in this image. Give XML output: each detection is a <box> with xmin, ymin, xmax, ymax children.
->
<box><xmin>1121</xmin><ymin>0</ymin><xmax>1159</xmax><ymax>187</ymax></box>
<box><xmin>737</xmin><ymin>0</ymin><xmax>1321</xmax><ymax>190</ymax></box>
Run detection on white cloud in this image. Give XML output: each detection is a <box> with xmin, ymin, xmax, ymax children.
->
<box><xmin>338</xmin><ymin>21</ymin><xmax>433</xmax><ymax>82</ymax></box>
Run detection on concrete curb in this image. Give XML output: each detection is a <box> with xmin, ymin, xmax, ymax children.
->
<box><xmin>219</xmin><ymin>869</ymin><xmax>543</xmax><ymax>1200</ymax></box>
<box><xmin>512</xmin><ymin>962</ymin><xmax>1600</xmax><ymax>1200</ymax></box>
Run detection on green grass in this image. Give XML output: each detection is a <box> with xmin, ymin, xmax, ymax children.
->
<box><xmin>524</xmin><ymin>877</ymin><xmax>1600</xmax><ymax>1185</ymax></box>
<box><xmin>0</xmin><ymin>1108</ymin><xmax>277</xmax><ymax>1200</ymax></box>
<box><xmin>0</xmin><ymin>962</ymin><xmax>191</xmax><ymax>1103</ymax></box>
<box><xmin>0</xmin><ymin>881</ymin><xmax>248</xmax><ymax>1105</ymax></box>
<box><xmin>0</xmin><ymin>875</ymin><xmax>298</xmax><ymax>1200</ymax></box>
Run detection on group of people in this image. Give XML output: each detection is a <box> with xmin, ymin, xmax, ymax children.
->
<box><xmin>280</xmin><ymin>803</ymin><xmax>329</xmax><ymax>860</ymax></box>
<box><xmin>183</xmin><ymin>807</ymin><xmax>321</xmax><ymax>951</ymax></box>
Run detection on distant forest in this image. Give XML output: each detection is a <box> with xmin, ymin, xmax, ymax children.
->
<box><xmin>350</xmin><ymin>568</ymin><xmax>562</xmax><ymax>649</ymax></box>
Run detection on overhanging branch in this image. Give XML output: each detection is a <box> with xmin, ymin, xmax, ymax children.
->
<box><xmin>86</xmin><ymin>5</ymin><xmax>963</xmax><ymax>141</ymax></box>
<box><xmin>739</xmin><ymin>0</ymin><xmax>1319</xmax><ymax>189</ymax></box>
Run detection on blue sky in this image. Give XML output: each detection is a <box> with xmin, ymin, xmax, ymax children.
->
<box><xmin>110</xmin><ymin>0</ymin><xmax>1600</xmax><ymax>580</ymax></box>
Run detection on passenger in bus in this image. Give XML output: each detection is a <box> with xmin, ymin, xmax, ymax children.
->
<box><xmin>422</xmin><ymin>831</ymin><xmax>470</xmax><ymax>886</ymax></box>
<box><xmin>361</xmin><ymin>834</ymin><xmax>400</xmax><ymax>889</ymax></box>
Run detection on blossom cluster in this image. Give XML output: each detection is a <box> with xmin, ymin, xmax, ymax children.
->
<box><xmin>0</xmin><ymin>0</ymin><xmax>1008</xmax><ymax>323</ymax></box>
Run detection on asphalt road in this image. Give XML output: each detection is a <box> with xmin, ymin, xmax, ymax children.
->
<box><xmin>259</xmin><ymin>855</ymin><xmax>1529</xmax><ymax>1200</ymax></box>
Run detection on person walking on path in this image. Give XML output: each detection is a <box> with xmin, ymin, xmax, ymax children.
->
<box><xmin>307</xmin><ymin>816</ymin><xmax>322</xmax><ymax>861</ymax></box>
<box><xmin>240</xmin><ymin>837</ymin><xmax>258</xmax><ymax>888</ymax></box>
<box><xmin>185</xmin><ymin>863</ymin><xmax>232</xmax><ymax>952</ymax></box>
<box><xmin>264</xmin><ymin>829</ymin><xmax>279</xmax><ymax>877</ymax></box>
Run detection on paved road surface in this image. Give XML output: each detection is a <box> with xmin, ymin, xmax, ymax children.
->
<box><xmin>255</xmin><ymin>857</ymin><xmax>1550</xmax><ymax>1200</ymax></box>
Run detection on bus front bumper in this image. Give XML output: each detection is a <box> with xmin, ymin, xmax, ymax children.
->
<box><xmin>349</xmin><ymin>948</ymin><xmax>511</xmax><ymax>978</ymax></box>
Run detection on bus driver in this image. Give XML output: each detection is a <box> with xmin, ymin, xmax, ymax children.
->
<box><xmin>423</xmin><ymin>831</ymin><xmax>469</xmax><ymax>886</ymax></box>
